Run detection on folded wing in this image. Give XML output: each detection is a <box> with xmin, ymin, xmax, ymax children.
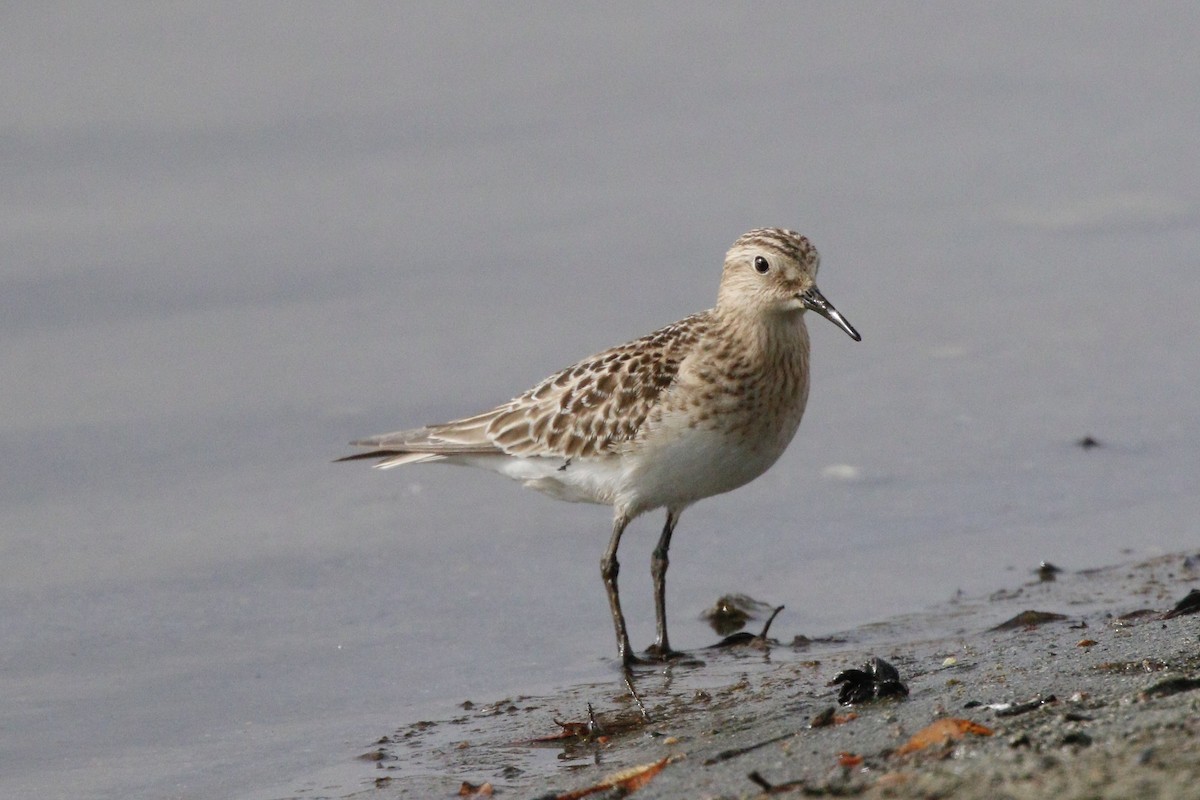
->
<box><xmin>337</xmin><ymin>312</ymin><xmax>710</xmax><ymax>467</ymax></box>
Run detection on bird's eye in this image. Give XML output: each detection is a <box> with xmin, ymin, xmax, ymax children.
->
<box><xmin>753</xmin><ymin>255</ymin><xmax>770</xmax><ymax>274</ymax></box>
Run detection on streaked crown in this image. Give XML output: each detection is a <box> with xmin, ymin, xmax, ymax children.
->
<box><xmin>728</xmin><ymin>228</ymin><xmax>819</xmax><ymax>275</ymax></box>
<box><xmin>718</xmin><ymin>227</ymin><xmax>821</xmax><ymax>312</ymax></box>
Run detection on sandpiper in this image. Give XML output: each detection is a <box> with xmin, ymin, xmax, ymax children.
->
<box><xmin>339</xmin><ymin>228</ymin><xmax>860</xmax><ymax>666</ymax></box>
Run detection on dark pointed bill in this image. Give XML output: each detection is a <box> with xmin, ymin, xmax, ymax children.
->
<box><xmin>800</xmin><ymin>287</ymin><xmax>861</xmax><ymax>341</ymax></box>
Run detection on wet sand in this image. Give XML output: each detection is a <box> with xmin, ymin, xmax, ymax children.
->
<box><xmin>360</xmin><ymin>551</ymin><xmax>1200</xmax><ymax>799</ymax></box>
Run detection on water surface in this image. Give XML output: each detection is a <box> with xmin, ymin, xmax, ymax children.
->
<box><xmin>3</xmin><ymin>5</ymin><xmax>1199</xmax><ymax>798</ymax></box>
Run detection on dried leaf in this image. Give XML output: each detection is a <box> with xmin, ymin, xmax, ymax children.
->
<box><xmin>894</xmin><ymin>718</ymin><xmax>993</xmax><ymax>756</ymax></box>
<box><xmin>810</xmin><ymin>707</ymin><xmax>835</xmax><ymax>728</ymax></box>
<box><xmin>810</xmin><ymin>707</ymin><xmax>858</xmax><ymax>728</ymax></box>
<box><xmin>989</xmin><ymin>610</ymin><xmax>1068</xmax><ymax>631</ymax></box>
<box><xmin>526</xmin><ymin>719</ymin><xmax>591</xmax><ymax>742</ymax></box>
<box><xmin>614</xmin><ymin>758</ymin><xmax>672</xmax><ymax>792</ymax></box>
<box><xmin>1163</xmin><ymin>588</ymin><xmax>1200</xmax><ymax>619</ymax></box>
<box><xmin>837</xmin><ymin>752</ymin><xmax>864</xmax><ymax>768</ymax></box>
<box><xmin>520</xmin><ymin>704</ymin><xmax>640</xmax><ymax>745</ymax></box>
<box><xmin>1113</xmin><ymin>609</ymin><xmax>1158</xmax><ymax>625</ymax></box>
<box><xmin>459</xmin><ymin>780</ymin><xmax>494</xmax><ymax>797</ymax></box>
<box><xmin>550</xmin><ymin>756</ymin><xmax>673</xmax><ymax>800</ymax></box>
<box><xmin>1076</xmin><ymin>638</ymin><xmax>1098</xmax><ymax>647</ymax></box>
<box><xmin>1139</xmin><ymin>676</ymin><xmax>1200</xmax><ymax>701</ymax></box>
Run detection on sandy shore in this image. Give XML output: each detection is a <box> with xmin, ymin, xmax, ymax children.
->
<box><xmin>361</xmin><ymin>551</ymin><xmax>1200</xmax><ymax>799</ymax></box>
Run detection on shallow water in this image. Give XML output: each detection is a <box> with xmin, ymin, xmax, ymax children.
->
<box><xmin>3</xmin><ymin>5</ymin><xmax>1199</xmax><ymax>798</ymax></box>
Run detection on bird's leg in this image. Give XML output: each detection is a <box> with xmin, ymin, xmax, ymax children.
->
<box><xmin>645</xmin><ymin>510</ymin><xmax>685</xmax><ymax>660</ymax></box>
<box><xmin>601</xmin><ymin>513</ymin><xmax>643</xmax><ymax>667</ymax></box>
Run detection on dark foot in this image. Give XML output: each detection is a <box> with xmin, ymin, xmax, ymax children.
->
<box><xmin>643</xmin><ymin>643</ymin><xmax>704</xmax><ymax>666</ymax></box>
<box><xmin>619</xmin><ymin>651</ymin><xmax>660</xmax><ymax>669</ymax></box>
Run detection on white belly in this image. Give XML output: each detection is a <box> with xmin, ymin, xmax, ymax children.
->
<box><xmin>616</xmin><ymin>413</ymin><xmax>800</xmax><ymax>516</ymax></box>
<box><xmin>443</xmin><ymin>415</ymin><xmax>796</xmax><ymax>517</ymax></box>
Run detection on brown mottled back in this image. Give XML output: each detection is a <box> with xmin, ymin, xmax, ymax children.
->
<box><xmin>480</xmin><ymin>312</ymin><xmax>710</xmax><ymax>458</ymax></box>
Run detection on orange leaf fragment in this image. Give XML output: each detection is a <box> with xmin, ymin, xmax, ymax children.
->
<box><xmin>894</xmin><ymin>718</ymin><xmax>993</xmax><ymax>756</ymax></box>
<box><xmin>527</xmin><ymin>719</ymin><xmax>591</xmax><ymax>743</ymax></box>
<box><xmin>551</xmin><ymin>756</ymin><xmax>673</xmax><ymax>800</ymax></box>
<box><xmin>838</xmin><ymin>752</ymin><xmax>864</xmax><ymax>768</ymax></box>
<box><xmin>458</xmin><ymin>780</ymin><xmax>494</xmax><ymax>797</ymax></box>
<box><xmin>810</xmin><ymin>708</ymin><xmax>858</xmax><ymax>728</ymax></box>
<box><xmin>1077</xmin><ymin>639</ymin><xmax>1098</xmax><ymax>647</ymax></box>
<box><xmin>614</xmin><ymin>757</ymin><xmax>671</xmax><ymax>793</ymax></box>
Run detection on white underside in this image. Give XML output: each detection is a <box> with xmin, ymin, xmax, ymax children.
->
<box><xmin>377</xmin><ymin>413</ymin><xmax>797</xmax><ymax>520</ymax></box>
<box><xmin>622</xmin><ymin>418</ymin><xmax>790</xmax><ymax>514</ymax></box>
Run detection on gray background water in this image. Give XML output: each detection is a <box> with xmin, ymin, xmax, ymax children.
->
<box><xmin>3</xmin><ymin>4</ymin><xmax>1198</xmax><ymax>797</ymax></box>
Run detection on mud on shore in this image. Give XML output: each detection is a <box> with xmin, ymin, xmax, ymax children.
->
<box><xmin>359</xmin><ymin>552</ymin><xmax>1200</xmax><ymax>799</ymax></box>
